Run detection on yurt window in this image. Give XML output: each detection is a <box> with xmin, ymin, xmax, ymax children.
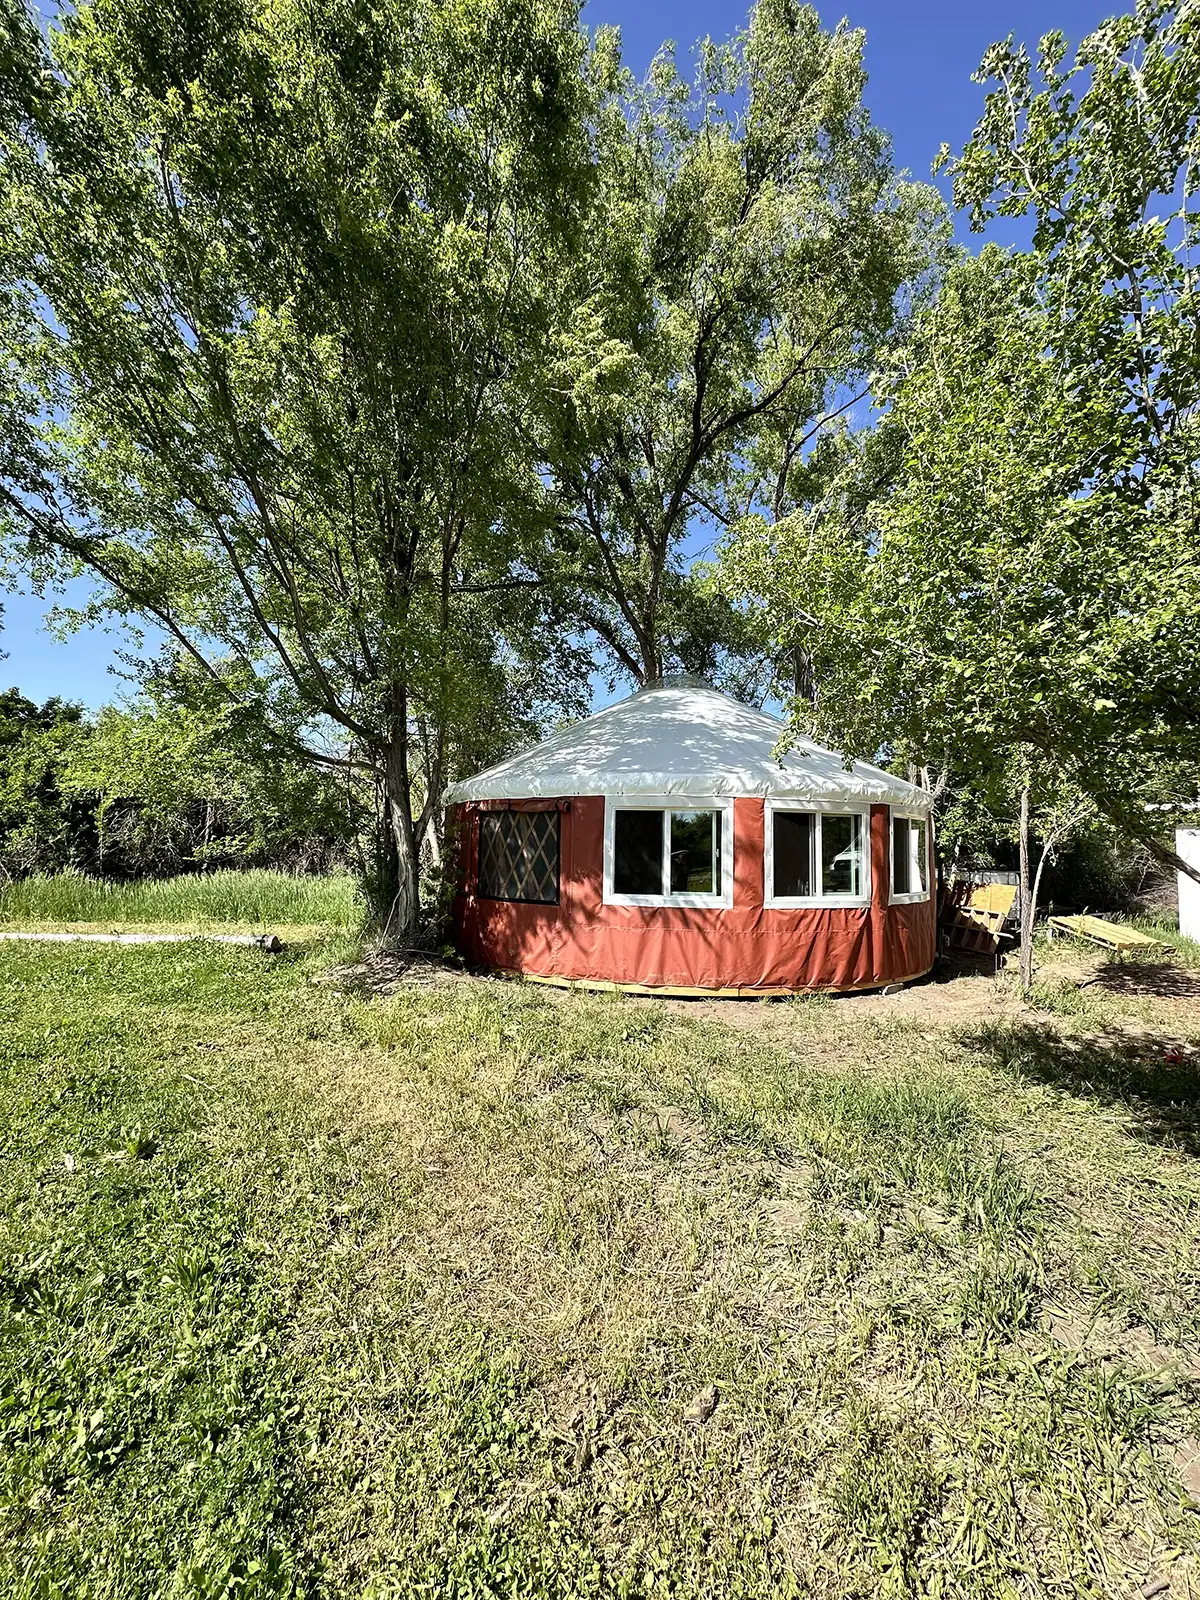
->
<box><xmin>890</xmin><ymin>814</ymin><xmax>930</xmax><ymax>902</ymax></box>
<box><xmin>765</xmin><ymin>802</ymin><xmax>869</xmax><ymax>907</ymax></box>
<box><xmin>612</xmin><ymin>810</ymin><xmax>663</xmax><ymax>896</ymax></box>
<box><xmin>477</xmin><ymin>809</ymin><xmax>559</xmax><ymax>904</ymax></box>
<box><xmin>606</xmin><ymin>800</ymin><xmax>733</xmax><ymax>908</ymax></box>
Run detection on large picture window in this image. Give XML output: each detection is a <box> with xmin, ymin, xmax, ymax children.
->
<box><xmin>478</xmin><ymin>809</ymin><xmax>559</xmax><ymax>904</ymax></box>
<box><xmin>765</xmin><ymin>803</ymin><xmax>869</xmax><ymax>907</ymax></box>
<box><xmin>605</xmin><ymin>800</ymin><xmax>732</xmax><ymax>907</ymax></box>
<box><xmin>891</xmin><ymin>813</ymin><xmax>929</xmax><ymax>902</ymax></box>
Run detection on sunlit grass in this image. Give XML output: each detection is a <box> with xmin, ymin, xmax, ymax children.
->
<box><xmin>1</xmin><ymin>942</ymin><xmax>1197</xmax><ymax>1598</ymax></box>
<box><xmin>1128</xmin><ymin>911</ymin><xmax>1200</xmax><ymax>965</ymax></box>
<box><xmin>0</xmin><ymin>867</ymin><xmax>361</xmax><ymax>931</ymax></box>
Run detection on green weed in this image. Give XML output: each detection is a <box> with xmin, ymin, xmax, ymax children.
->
<box><xmin>0</xmin><ymin>866</ymin><xmax>361</xmax><ymax>928</ymax></box>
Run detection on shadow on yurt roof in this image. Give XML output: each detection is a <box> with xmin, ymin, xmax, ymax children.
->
<box><xmin>443</xmin><ymin>678</ymin><xmax>930</xmax><ymax>808</ymax></box>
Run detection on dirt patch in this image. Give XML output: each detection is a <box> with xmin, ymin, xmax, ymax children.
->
<box><xmin>1174</xmin><ymin>1438</ymin><xmax>1200</xmax><ymax>1502</ymax></box>
<box><xmin>314</xmin><ymin>949</ymin><xmax>474</xmax><ymax>996</ymax></box>
<box><xmin>853</xmin><ymin>965</ymin><xmax>1010</xmax><ymax>1025</ymax></box>
<box><xmin>663</xmin><ymin>945</ymin><xmax>1200</xmax><ymax>1045</ymax></box>
<box><xmin>638</xmin><ymin>1104</ymin><xmax>708</xmax><ymax>1144</ymax></box>
<box><xmin>1036</xmin><ymin>1298</ymin><xmax>1200</xmax><ymax>1381</ymax></box>
<box><xmin>316</xmin><ymin>942</ymin><xmax>1200</xmax><ymax>1065</ymax></box>
<box><xmin>1089</xmin><ymin>961</ymin><xmax>1200</xmax><ymax>1000</ymax></box>
<box><xmin>662</xmin><ymin>954</ymin><xmax>1013</xmax><ymax>1031</ymax></box>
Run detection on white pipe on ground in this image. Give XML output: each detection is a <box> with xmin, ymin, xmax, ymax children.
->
<box><xmin>0</xmin><ymin>931</ymin><xmax>283</xmax><ymax>952</ymax></box>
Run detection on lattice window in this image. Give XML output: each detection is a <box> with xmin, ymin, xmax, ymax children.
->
<box><xmin>478</xmin><ymin>810</ymin><xmax>559</xmax><ymax>904</ymax></box>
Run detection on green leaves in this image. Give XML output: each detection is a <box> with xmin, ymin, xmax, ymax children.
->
<box><xmin>541</xmin><ymin>2</ymin><xmax>944</xmax><ymax>686</ymax></box>
<box><xmin>722</xmin><ymin>4</ymin><xmax>1200</xmax><ymax>874</ymax></box>
<box><xmin>0</xmin><ymin>0</ymin><xmax>599</xmax><ymax>927</ymax></box>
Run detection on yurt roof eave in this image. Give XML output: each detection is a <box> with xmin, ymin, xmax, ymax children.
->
<box><xmin>442</xmin><ymin>683</ymin><xmax>931</xmax><ymax>811</ymax></box>
<box><xmin>444</xmin><ymin>770</ymin><xmax>926</xmax><ymax>805</ymax></box>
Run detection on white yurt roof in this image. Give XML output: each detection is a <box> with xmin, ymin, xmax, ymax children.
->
<box><xmin>443</xmin><ymin>682</ymin><xmax>931</xmax><ymax>811</ymax></box>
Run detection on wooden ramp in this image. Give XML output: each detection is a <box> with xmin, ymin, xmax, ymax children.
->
<box><xmin>1048</xmin><ymin>915</ymin><xmax>1165</xmax><ymax>951</ymax></box>
<box><xmin>949</xmin><ymin>883</ymin><xmax>1016</xmax><ymax>954</ymax></box>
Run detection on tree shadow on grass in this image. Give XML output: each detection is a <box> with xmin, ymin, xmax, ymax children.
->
<box><xmin>963</xmin><ymin>1021</ymin><xmax>1200</xmax><ymax>1157</ymax></box>
<box><xmin>1085</xmin><ymin>960</ymin><xmax>1200</xmax><ymax>1001</ymax></box>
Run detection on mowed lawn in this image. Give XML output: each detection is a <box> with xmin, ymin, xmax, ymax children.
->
<box><xmin>2</xmin><ymin>930</ymin><xmax>1199</xmax><ymax>1598</ymax></box>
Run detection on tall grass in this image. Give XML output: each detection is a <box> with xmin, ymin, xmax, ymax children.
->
<box><xmin>1128</xmin><ymin>912</ymin><xmax>1200</xmax><ymax>966</ymax></box>
<box><xmin>0</xmin><ymin>868</ymin><xmax>361</xmax><ymax>928</ymax></box>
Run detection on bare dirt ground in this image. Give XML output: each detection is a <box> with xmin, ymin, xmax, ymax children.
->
<box><xmin>667</xmin><ymin>950</ymin><xmax>1012</xmax><ymax>1030</ymax></box>
<box><xmin>663</xmin><ymin>940</ymin><xmax>1200</xmax><ymax>1041</ymax></box>
<box><xmin>314</xmin><ymin>948</ymin><xmax>476</xmax><ymax>995</ymax></box>
<box><xmin>317</xmin><ymin>946</ymin><xmax>1017</xmax><ymax>1023</ymax></box>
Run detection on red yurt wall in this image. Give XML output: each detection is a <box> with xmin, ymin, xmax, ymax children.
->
<box><xmin>450</xmin><ymin>795</ymin><xmax>935</xmax><ymax>994</ymax></box>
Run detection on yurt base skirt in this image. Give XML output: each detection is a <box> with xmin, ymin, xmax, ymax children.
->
<box><xmin>451</xmin><ymin>900</ymin><xmax>938</xmax><ymax>996</ymax></box>
<box><xmin>497</xmin><ymin>968</ymin><xmax>929</xmax><ymax>999</ymax></box>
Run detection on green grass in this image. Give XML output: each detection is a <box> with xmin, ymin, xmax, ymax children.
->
<box><xmin>1</xmin><ymin>939</ymin><xmax>1198</xmax><ymax>1598</ymax></box>
<box><xmin>0</xmin><ymin>868</ymin><xmax>361</xmax><ymax>930</ymax></box>
<box><xmin>1130</xmin><ymin>913</ymin><xmax>1200</xmax><ymax>965</ymax></box>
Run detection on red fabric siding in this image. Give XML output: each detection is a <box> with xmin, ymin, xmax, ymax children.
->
<box><xmin>451</xmin><ymin>795</ymin><xmax>935</xmax><ymax>992</ymax></box>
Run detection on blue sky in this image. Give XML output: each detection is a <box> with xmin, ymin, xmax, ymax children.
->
<box><xmin>3</xmin><ymin>0</ymin><xmax>1113</xmax><ymax>708</ymax></box>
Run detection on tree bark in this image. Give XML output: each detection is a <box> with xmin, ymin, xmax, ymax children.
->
<box><xmin>639</xmin><ymin>632</ymin><xmax>662</xmax><ymax>686</ymax></box>
<box><xmin>1027</xmin><ymin>835</ymin><xmax>1053</xmax><ymax>969</ymax></box>
<box><xmin>791</xmin><ymin>642</ymin><xmax>815</xmax><ymax>704</ymax></box>
<box><xmin>1018</xmin><ymin>782</ymin><xmax>1034</xmax><ymax>993</ymax></box>
<box><xmin>359</xmin><ymin>721</ymin><xmax>420</xmax><ymax>944</ymax></box>
<box><xmin>1095</xmin><ymin>800</ymin><xmax>1200</xmax><ymax>888</ymax></box>
<box><xmin>422</xmin><ymin>821</ymin><xmax>443</xmax><ymax>871</ymax></box>
<box><xmin>379</xmin><ymin>741</ymin><xmax>420</xmax><ymax>945</ymax></box>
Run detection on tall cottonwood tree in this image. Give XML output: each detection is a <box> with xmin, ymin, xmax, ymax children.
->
<box><xmin>0</xmin><ymin>0</ymin><xmax>590</xmax><ymax>933</ymax></box>
<box><xmin>723</xmin><ymin>3</ymin><xmax>1200</xmax><ymax>876</ymax></box>
<box><xmin>540</xmin><ymin>0</ymin><xmax>944</xmax><ymax>688</ymax></box>
<box><xmin>723</xmin><ymin>4</ymin><xmax>1200</xmax><ymax>904</ymax></box>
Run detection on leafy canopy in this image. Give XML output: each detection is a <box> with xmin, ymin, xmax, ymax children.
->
<box><xmin>722</xmin><ymin>2</ymin><xmax>1200</xmax><ymax>875</ymax></box>
<box><xmin>0</xmin><ymin>0</ymin><xmax>592</xmax><ymax>927</ymax></box>
<box><xmin>542</xmin><ymin>0</ymin><xmax>944</xmax><ymax>688</ymax></box>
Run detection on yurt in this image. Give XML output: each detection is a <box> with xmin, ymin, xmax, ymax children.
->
<box><xmin>444</xmin><ymin>680</ymin><xmax>935</xmax><ymax>995</ymax></box>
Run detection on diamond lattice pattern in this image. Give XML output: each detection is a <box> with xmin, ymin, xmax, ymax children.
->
<box><xmin>478</xmin><ymin>810</ymin><xmax>559</xmax><ymax>903</ymax></box>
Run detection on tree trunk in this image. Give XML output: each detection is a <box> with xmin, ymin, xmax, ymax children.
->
<box><xmin>1018</xmin><ymin>783</ymin><xmax>1034</xmax><ymax>993</ymax></box>
<box><xmin>423</xmin><ymin>820</ymin><xmax>443</xmax><ymax>871</ymax></box>
<box><xmin>1027</xmin><ymin>835</ymin><xmax>1053</xmax><ymax>971</ymax></box>
<box><xmin>639</xmin><ymin>634</ymin><xmax>662</xmax><ymax>686</ymax></box>
<box><xmin>359</xmin><ymin>735</ymin><xmax>421</xmax><ymax>943</ymax></box>
<box><xmin>1093</xmin><ymin>796</ymin><xmax>1200</xmax><ymax>888</ymax></box>
<box><xmin>791</xmin><ymin>642</ymin><xmax>815</xmax><ymax>704</ymax></box>
<box><xmin>380</xmin><ymin>743</ymin><xmax>420</xmax><ymax>944</ymax></box>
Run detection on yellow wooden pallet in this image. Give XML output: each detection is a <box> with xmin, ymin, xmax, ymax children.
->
<box><xmin>1048</xmin><ymin>914</ymin><xmax>1165</xmax><ymax>951</ymax></box>
<box><xmin>950</xmin><ymin>884</ymin><xmax>1016</xmax><ymax>953</ymax></box>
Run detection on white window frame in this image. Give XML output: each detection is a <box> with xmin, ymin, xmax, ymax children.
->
<box><xmin>603</xmin><ymin>796</ymin><xmax>734</xmax><ymax>909</ymax></box>
<box><xmin>764</xmin><ymin>798</ymin><xmax>871</xmax><ymax>909</ymax></box>
<box><xmin>889</xmin><ymin>811</ymin><xmax>931</xmax><ymax>905</ymax></box>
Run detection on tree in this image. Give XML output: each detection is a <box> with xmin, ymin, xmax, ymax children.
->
<box><xmin>0</xmin><ymin>687</ymin><xmax>95</xmax><ymax>875</ymax></box>
<box><xmin>722</xmin><ymin>2</ymin><xmax>1200</xmax><ymax>920</ymax></box>
<box><xmin>540</xmin><ymin>0</ymin><xmax>944</xmax><ymax>689</ymax></box>
<box><xmin>0</xmin><ymin>0</ymin><xmax>591</xmax><ymax>935</ymax></box>
<box><xmin>932</xmin><ymin>747</ymin><xmax>1097</xmax><ymax>990</ymax></box>
<box><xmin>938</xmin><ymin>2</ymin><xmax>1200</xmax><ymax>875</ymax></box>
<box><xmin>0</xmin><ymin>673</ymin><xmax>356</xmax><ymax>879</ymax></box>
<box><xmin>65</xmin><ymin>690</ymin><xmax>353</xmax><ymax>876</ymax></box>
